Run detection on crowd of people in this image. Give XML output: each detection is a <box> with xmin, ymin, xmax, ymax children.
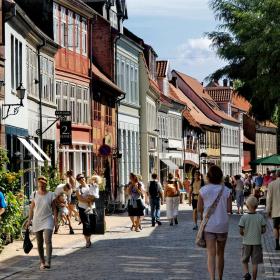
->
<box><xmin>0</xmin><ymin>166</ymin><xmax>279</xmax><ymax>280</ymax></box>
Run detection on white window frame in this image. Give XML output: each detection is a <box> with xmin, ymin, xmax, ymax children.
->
<box><xmin>82</xmin><ymin>18</ymin><xmax>87</xmax><ymax>56</ymax></box>
<box><xmin>75</xmin><ymin>14</ymin><xmax>81</xmax><ymax>53</ymax></box>
<box><xmin>56</xmin><ymin>81</ymin><xmax>62</xmax><ymax>110</ymax></box>
<box><xmin>61</xmin><ymin>6</ymin><xmax>67</xmax><ymax>47</ymax></box>
<box><xmin>53</xmin><ymin>3</ymin><xmax>59</xmax><ymax>44</ymax></box>
<box><xmin>70</xmin><ymin>84</ymin><xmax>76</xmax><ymax>123</ymax></box>
<box><xmin>68</xmin><ymin>10</ymin><xmax>74</xmax><ymax>50</ymax></box>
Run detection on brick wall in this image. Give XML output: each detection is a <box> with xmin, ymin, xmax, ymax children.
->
<box><xmin>91</xmin><ymin>15</ymin><xmax>114</xmax><ymax>80</ymax></box>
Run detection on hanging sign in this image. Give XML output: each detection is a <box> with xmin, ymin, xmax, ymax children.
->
<box><xmin>60</xmin><ymin>121</ymin><xmax>72</xmax><ymax>145</ymax></box>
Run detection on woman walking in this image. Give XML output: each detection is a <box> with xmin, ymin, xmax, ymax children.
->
<box><xmin>197</xmin><ymin>166</ymin><xmax>232</xmax><ymax>280</ymax></box>
<box><xmin>164</xmin><ymin>173</ymin><xmax>180</xmax><ymax>226</ymax></box>
<box><xmin>66</xmin><ymin>170</ymin><xmax>79</xmax><ymax>222</ymax></box>
<box><xmin>27</xmin><ymin>176</ymin><xmax>58</xmax><ymax>270</ymax></box>
<box><xmin>235</xmin><ymin>175</ymin><xmax>245</xmax><ymax>214</ymax></box>
<box><xmin>127</xmin><ymin>173</ymin><xmax>145</xmax><ymax>232</ymax></box>
<box><xmin>76</xmin><ymin>173</ymin><xmax>99</xmax><ymax>248</ymax></box>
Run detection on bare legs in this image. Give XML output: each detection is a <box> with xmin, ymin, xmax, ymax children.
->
<box><xmin>206</xmin><ymin>238</ymin><xmax>227</xmax><ymax>280</ymax></box>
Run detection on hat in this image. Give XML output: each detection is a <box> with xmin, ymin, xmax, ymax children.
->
<box><xmin>38</xmin><ymin>176</ymin><xmax>47</xmax><ymax>183</ymax></box>
<box><xmin>76</xmin><ymin>173</ymin><xmax>85</xmax><ymax>181</ymax></box>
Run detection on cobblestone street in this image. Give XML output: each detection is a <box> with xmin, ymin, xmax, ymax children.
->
<box><xmin>0</xmin><ymin>205</ymin><xmax>279</xmax><ymax>280</ymax></box>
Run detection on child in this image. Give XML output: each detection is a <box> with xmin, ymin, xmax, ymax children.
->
<box><xmin>56</xmin><ymin>192</ymin><xmax>69</xmax><ymax>224</ymax></box>
<box><xmin>84</xmin><ymin>175</ymin><xmax>101</xmax><ymax>214</ymax></box>
<box><xmin>239</xmin><ymin>195</ymin><xmax>266</xmax><ymax>280</ymax></box>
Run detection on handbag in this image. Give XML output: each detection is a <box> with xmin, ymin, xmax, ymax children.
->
<box><xmin>23</xmin><ymin>229</ymin><xmax>33</xmax><ymax>254</ymax></box>
<box><xmin>195</xmin><ymin>185</ymin><xmax>225</xmax><ymax>248</ymax></box>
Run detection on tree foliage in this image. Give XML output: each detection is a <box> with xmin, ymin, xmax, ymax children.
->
<box><xmin>208</xmin><ymin>0</ymin><xmax>280</xmax><ymax>121</ymax></box>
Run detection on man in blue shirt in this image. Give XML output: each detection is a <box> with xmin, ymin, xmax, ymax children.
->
<box><xmin>0</xmin><ymin>191</ymin><xmax>7</xmax><ymax>217</ymax></box>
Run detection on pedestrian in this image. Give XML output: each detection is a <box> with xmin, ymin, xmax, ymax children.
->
<box><xmin>197</xmin><ymin>165</ymin><xmax>232</xmax><ymax>280</ymax></box>
<box><xmin>239</xmin><ymin>195</ymin><xmax>266</xmax><ymax>280</ymax></box>
<box><xmin>76</xmin><ymin>173</ymin><xmax>99</xmax><ymax>248</ymax></box>
<box><xmin>253</xmin><ymin>173</ymin><xmax>263</xmax><ymax>199</ymax></box>
<box><xmin>164</xmin><ymin>173</ymin><xmax>180</xmax><ymax>226</ymax></box>
<box><xmin>146</xmin><ymin>173</ymin><xmax>163</xmax><ymax>227</ymax></box>
<box><xmin>26</xmin><ymin>176</ymin><xmax>58</xmax><ymax>270</ymax></box>
<box><xmin>0</xmin><ymin>189</ymin><xmax>7</xmax><ymax>218</ymax></box>
<box><xmin>224</xmin><ymin>175</ymin><xmax>233</xmax><ymax>214</ymax></box>
<box><xmin>244</xmin><ymin>174</ymin><xmax>253</xmax><ymax>200</ymax></box>
<box><xmin>54</xmin><ymin>183</ymin><xmax>74</xmax><ymax>234</ymax></box>
<box><xmin>137</xmin><ymin>174</ymin><xmax>146</xmax><ymax>230</ymax></box>
<box><xmin>235</xmin><ymin>175</ymin><xmax>245</xmax><ymax>214</ymax></box>
<box><xmin>127</xmin><ymin>173</ymin><xmax>145</xmax><ymax>232</ymax></box>
<box><xmin>189</xmin><ymin>170</ymin><xmax>204</xmax><ymax>230</ymax></box>
<box><xmin>183</xmin><ymin>176</ymin><xmax>190</xmax><ymax>200</ymax></box>
<box><xmin>266</xmin><ymin>170</ymin><xmax>280</xmax><ymax>250</ymax></box>
<box><xmin>66</xmin><ymin>170</ymin><xmax>79</xmax><ymax>222</ymax></box>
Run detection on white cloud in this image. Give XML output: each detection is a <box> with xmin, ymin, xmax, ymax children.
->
<box><xmin>168</xmin><ymin>38</ymin><xmax>226</xmax><ymax>81</ymax></box>
<box><xmin>126</xmin><ymin>0</ymin><xmax>212</xmax><ymax>19</ymax></box>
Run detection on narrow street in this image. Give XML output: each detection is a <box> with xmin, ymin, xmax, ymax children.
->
<box><xmin>1</xmin><ymin>205</ymin><xmax>278</xmax><ymax>280</ymax></box>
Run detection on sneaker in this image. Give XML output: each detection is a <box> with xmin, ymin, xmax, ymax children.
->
<box><xmin>156</xmin><ymin>220</ymin><xmax>162</xmax><ymax>226</ymax></box>
<box><xmin>193</xmin><ymin>225</ymin><xmax>198</xmax><ymax>230</ymax></box>
<box><xmin>243</xmin><ymin>272</ymin><xmax>251</xmax><ymax>280</ymax></box>
<box><xmin>174</xmin><ymin>218</ymin><xmax>178</xmax><ymax>225</ymax></box>
<box><xmin>69</xmin><ymin>228</ymin><xmax>74</xmax><ymax>234</ymax></box>
<box><xmin>152</xmin><ymin>222</ymin><xmax>155</xmax><ymax>227</ymax></box>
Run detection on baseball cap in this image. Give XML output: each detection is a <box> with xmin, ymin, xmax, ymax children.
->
<box><xmin>38</xmin><ymin>176</ymin><xmax>47</xmax><ymax>184</ymax></box>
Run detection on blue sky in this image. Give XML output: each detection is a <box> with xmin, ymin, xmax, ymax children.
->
<box><xmin>125</xmin><ymin>0</ymin><xmax>226</xmax><ymax>82</ymax></box>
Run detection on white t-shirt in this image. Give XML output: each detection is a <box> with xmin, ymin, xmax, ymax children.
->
<box><xmin>199</xmin><ymin>184</ymin><xmax>231</xmax><ymax>233</ymax></box>
<box><xmin>54</xmin><ymin>184</ymin><xmax>72</xmax><ymax>202</ymax></box>
<box><xmin>78</xmin><ymin>184</ymin><xmax>99</xmax><ymax>209</ymax></box>
<box><xmin>31</xmin><ymin>191</ymin><xmax>55</xmax><ymax>232</ymax></box>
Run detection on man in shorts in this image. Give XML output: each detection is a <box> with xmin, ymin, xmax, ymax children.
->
<box><xmin>267</xmin><ymin>170</ymin><xmax>280</xmax><ymax>250</ymax></box>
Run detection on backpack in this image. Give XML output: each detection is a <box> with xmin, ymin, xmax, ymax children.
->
<box><xmin>149</xmin><ymin>181</ymin><xmax>160</xmax><ymax>198</ymax></box>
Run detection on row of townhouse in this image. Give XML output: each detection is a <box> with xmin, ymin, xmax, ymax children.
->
<box><xmin>0</xmin><ymin>0</ymin><xmax>277</xmax><ymax>201</ymax></box>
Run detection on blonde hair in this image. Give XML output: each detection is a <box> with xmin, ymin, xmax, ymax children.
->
<box><xmin>91</xmin><ymin>175</ymin><xmax>102</xmax><ymax>185</ymax></box>
<box><xmin>246</xmin><ymin>195</ymin><xmax>259</xmax><ymax>209</ymax></box>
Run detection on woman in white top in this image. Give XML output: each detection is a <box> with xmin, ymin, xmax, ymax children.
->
<box><xmin>198</xmin><ymin>166</ymin><xmax>232</xmax><ymax>280</ymax></box>
<box><xmin>27</xmin><ymin>176</ymin><xmax>58</xmax><ymax>270</ymax></box>
<box><xmin>76</xmin><ymin>173</ymin><xmax>99</xmax><ymax>248</ymax></box>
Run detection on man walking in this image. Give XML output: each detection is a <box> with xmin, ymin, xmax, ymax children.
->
<box><xmin>266</xmin><ymin>171</ymin><xmax>280</xmax><ymax>250</ymax></box>
<box><xmin>146</xmin><ymin>173</ymin><xmax>163</xmax><ymax>227</ymax></box>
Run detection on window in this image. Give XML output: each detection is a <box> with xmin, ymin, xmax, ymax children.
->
<box><xmin>53</xmin><ymin>3</ymin><xmax>59</xmax><ymax>43</ymax></box>
<box><xmin>116</xmin><ymin>58</ymin><xmax>120</xmax><ymax>86</ymax></box>
<box><xmin>105</xmin><ymin>106</ymin><xmax>112</xmax><ymax>125</ymax></box>
<box><xmin>126</xmin><ymin>63</ymin><xmax>130</xmax><ymax>100</ymax></box>
<box><xmin>62</xmin><ymin>82</ymin><xmax>69</xmax><ymax>111</ymax></box>
<box><xmin>56</xmin><ymin>81</ymin><xmax>62</xmax><ymax>110</ymax></box>
<box><xmin>82</xmin><ymin>18</ymin><xmax>87</xmax><ymax>55</ymax></box>
<box><xmin>83</xmin><ymin>88</ymin><xmax>89</xmax><ymax>124</ymax></box>
<box><xmin>70</xmin><ymin>85</ymin><xmax>76</xmax><ymax>123</ymax></box>
<box><xmin>49</xmin><ymin>61</ymin><xmax>54</xmax><ymax>103</ymax></box>
<box><xmin>134</xmin><ymin>68</ymin><xmax>138</xmax><ymax>105</ymax></box>
<box><xmin>120</xmin><ymin>61</ymin><xmax>125</xmax><ymax>90</ymax></box>
<box><xmin>68</xmin><ymin>10</ymin><xmax>74</xmax><ymax>50</ymax></box>
<box><xmin>75</xmin><ymin>15</ymin><xmax>81</xmax><ymax>53</ymax></box>
<box><xmin>93</xmin><ymin>100</ymin><xmax>101</xmax><ymax>121</ymax></box>
<box><xmin>76</xmin><ymin>86</ymin><xmax>82</xmax><ymax>123</ymax></box>
<box><xmin>61</xmin><ymin>7</ymin><xmax>67</xmax><ymax>47</ymax></box>
<box><xmin>130</xmin><ymin>65</ymin><xmax>134</xmax><ymax>103</ymax></box>
<box><xmin>11</xmin><ymin>35</ymin><xmax>22</xmax><ymax>91</ymax></box>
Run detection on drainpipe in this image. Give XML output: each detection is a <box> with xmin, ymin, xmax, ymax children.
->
<box><xmin>89</xmin><ymin>17</ymin><xmax>93</xmax><ymax>173</ymax></box>
<box><xmin>37</xmin><ymin>38</ymin><xmax>46</xmax><ymax>149</ymax></box>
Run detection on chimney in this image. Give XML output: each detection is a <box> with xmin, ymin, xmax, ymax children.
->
<box><xmin>201</xmin><ymin>82</ymin><xmax>204</xmax><ymax>86</ymax></box>
<box><xmin>171</xmin><ymin>76</ymin><xmax>178</xmax><ymax>88</ymax></box>
<box><xmin>223</xmin><ymin>79</ymin><xmax>228</xmax><ymax>87</ymax></box>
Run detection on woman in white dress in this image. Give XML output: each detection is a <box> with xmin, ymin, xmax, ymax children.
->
<box><xmin>27</xmin><ymin>176</ymin><xmax>58</xmax><ymax>270</ymax></box>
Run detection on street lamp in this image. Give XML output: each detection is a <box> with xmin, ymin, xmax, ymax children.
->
<box><xmin>2</xmin><ymin>82</ymin><xmax>26</xmax><ymax>120</ymax></box>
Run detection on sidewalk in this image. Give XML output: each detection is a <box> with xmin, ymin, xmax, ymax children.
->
<box><xmin>0</xmin><ymin>213</ymin><xmax>131</xmax><ymax>279</ymax></box>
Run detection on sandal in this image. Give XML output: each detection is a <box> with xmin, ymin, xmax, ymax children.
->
<box><xmin>39</xmin><ymin>263</ymin><xmax>45</xmax><ymax>270</ymax></box>
<box><xmin>86</xmin><ymin>241</ymin><xmax>92</xmax><ymax>248</ymax></box>
<box><xmin>130</xmin><ymin>224</ymin><xmax>135</xmax><ymax>231</ymax></box>
<box><xmin>135</xmin><ymin>227</ymin><xmax>141</xmax><ymax>232</ymax></box>
<box><xmin>44</xmin><ymin>263</ymin><xmax>51</xmax><ymax>269</ymax></box>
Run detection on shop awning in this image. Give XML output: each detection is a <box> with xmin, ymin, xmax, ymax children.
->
<box><xmin>160</xmin><ymin>159</ymin><xmax>178</xmax><ymax>170</ymax></box>
<box><xmin>18</xmin><ymin>137</ymin><xmax>44</xmax><ymax>165</ymax></box>
<box><xmin>30</xmin><ymin>139</ymin><xmax>51</xmax><ymax>165</ymax></box>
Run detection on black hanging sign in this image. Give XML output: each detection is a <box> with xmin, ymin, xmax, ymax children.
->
<box><xmin>60</xmin><ymin>121</ymin><xmax>72</xmax><ymax>145</ymax></box>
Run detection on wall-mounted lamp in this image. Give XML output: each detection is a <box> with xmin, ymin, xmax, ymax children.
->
<box><xmin>2</xmin><ymin>82</ymin><xmax>26</xmax><ymax>120</ymax></box>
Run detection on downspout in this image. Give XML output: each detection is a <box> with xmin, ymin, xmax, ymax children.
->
<box><xmin>37</xmin><ymin>38</ymin><xmax>46</xmax><ymax>149</ymax></box>
<box><xmin>182</xmin><ymin>108</ymin><xmax>187</xmax><ymax>178</ymax></box>
<box><xmin>89</xmin><ymin>17</ymin><xmax>93</xmax><ymax>173</ymax></box>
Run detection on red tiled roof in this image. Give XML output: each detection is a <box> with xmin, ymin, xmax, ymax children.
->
<box><xmin>213</xmin><ymin>108</ymin><xmax>240</xmax><ymax>124</ymax></box>
<box><xmin>156</xmin><ymin>60</ymin><xmax>168</xmax><ymax>77</ymax></box>
<box><xmin>168</xmin><ymin>83</ymin><xmax>220</xmax><ymax>128</ymax></box>
<box><xmin>257</xmin><ymin>121</ymin><xmax>278</xmax><ymax>129</ymax></box>
<box><xmin>175</xmin><ymin>71</ymin><xmax>213</xmax><ymax>101</ymax></box>
<box><xmin>92</xmin><ymin>64</ymin><xmax>124</xmax><ymax>95</ymax></box>
<box><xmin>205</xmin><ymin>87</ymin><xmax>232</xmax><ymax>102</ymax></box>
<box><xmin>183</xmin><ymin>110</ymin><xmax>201</xmax><ymax>129</ymax></box>
<box><xmin>149</xmin><ymin>78</ymin><xmax>161</xmax><ymax>96</ymax></box>
<box><xmin>232</xmin><ymin>93</ymin><xmax>251</xmax><ymax>112</ymax></box>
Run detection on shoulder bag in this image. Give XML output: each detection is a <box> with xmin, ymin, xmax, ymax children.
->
<box><xmin>195</xmin><ymin>185</ymin><xmax>225</xmax><ymax>248</ymax></box>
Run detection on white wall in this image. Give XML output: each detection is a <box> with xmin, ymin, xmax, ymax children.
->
<box><xmin>4</xmin><ymin>23</ymin><xmax>28</xmax><ymax>129</ymax></box>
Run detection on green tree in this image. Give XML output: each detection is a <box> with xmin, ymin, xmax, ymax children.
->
<box><xmin>208</xmin><ymin>0</ymin><xmax>280</xmax><ymax>121</ymax></box>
